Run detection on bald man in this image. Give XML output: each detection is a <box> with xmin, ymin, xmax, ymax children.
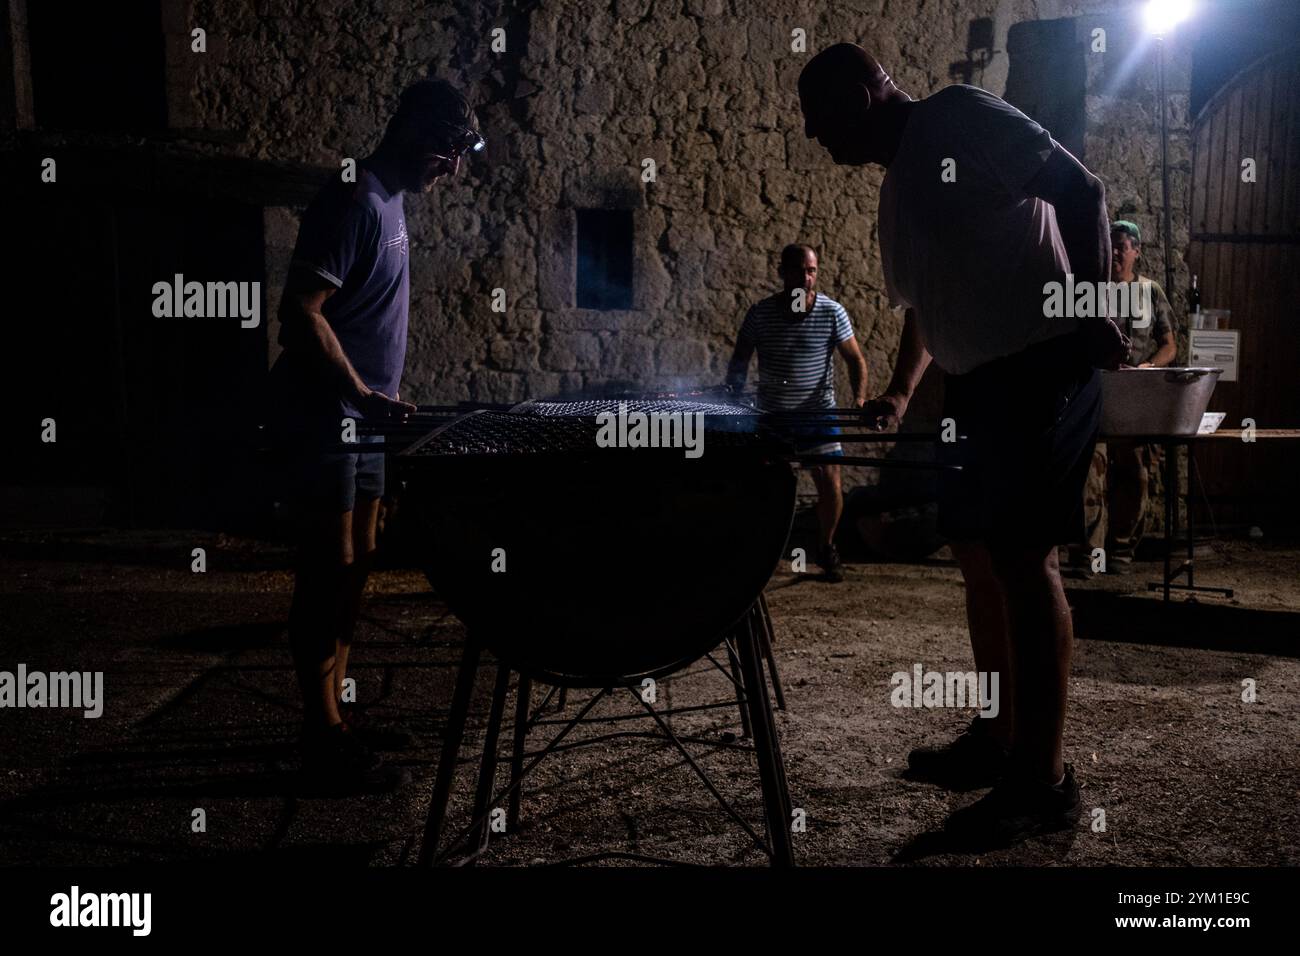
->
<box><xmin>727</xmin><ymin>243</ymin><xmax>870</xmax><ymax>582</ymax></box>
<box><xmin>799</xmin><ymin>44</ymin><xmax>1128</xmax><ymax>850</ymax></box>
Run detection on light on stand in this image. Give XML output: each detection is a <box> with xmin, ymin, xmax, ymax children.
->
<box><xmin>1144</xmin><ymin>0</ymin><xmax>1194</xmax><ymax>37</ymax></box>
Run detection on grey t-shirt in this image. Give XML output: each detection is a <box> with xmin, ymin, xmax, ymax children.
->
<box><xmin>878</xmin><ymin>85</ymin><xmax>1072</xmax><ymax>374</ymax></box>
<box><xmin>1123</xmin><ymin>275</ymin><xmax>1175</xmax><ymax>364</ymax></box>
<box><xmin>277</xmin><ymin>168</ymin><xmax>410</xmax><ymax>421</ymax></box>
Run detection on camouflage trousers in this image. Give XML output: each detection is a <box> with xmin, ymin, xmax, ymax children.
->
<box><xmin>1079</xmin><ymin>441</ymin><xmax>1157</xmax><ymax>565</ymax></box>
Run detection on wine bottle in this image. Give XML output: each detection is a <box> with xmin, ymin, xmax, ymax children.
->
<box><xmin>1188</xmin><ymin>274</ymin><xmax>1200</xmax><ymax>315</ymax></box>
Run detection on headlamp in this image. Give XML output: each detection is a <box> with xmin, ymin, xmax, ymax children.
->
<box><xmin>430</xmin><ymin>119</ymin><xmax>485</xmax><ymax>157</ymax></box>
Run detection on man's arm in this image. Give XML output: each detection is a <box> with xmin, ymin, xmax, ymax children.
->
<box><xmin>1025</xmin><ymin>145</ymin><xmax>1109</xmax><ymax>284</ymax></box>
<box><xmin>1143</xmin><ymin>282</ymin><xmax>1178</xmax><ymax>368</ymax></box>
<box><xmin>1024</xmin><ymin>144</ymin><xmax>1129</xmax><ymax>369</ymax></box>
<box><xmin>278</xmin><ymin>267</ymin><xmax>415</xmax><ymax>419</ymax></box>
<box><xmin>1144</xmin><ymin>331</ymin><xmax>1177</xmax><ymax>368</ymax></box>
<box><xmin>835</xmin><ymin>335</ymin><xmax>870</xmax><ymax>408</ymax></box>
<box><xmin>725</xmin><ymin>338</ymin><xmax>755</xmax><ymax>394</ymax></box>
<box><xmin>864</xmin><ymin>308</ymin><xmax>931</xmax><ymax>429</ymax></box>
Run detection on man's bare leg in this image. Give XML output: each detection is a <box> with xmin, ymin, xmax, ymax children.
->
<box><xmin>991</xmin><ymin>543</ymin><xmax>1072</xmax><ymax>784</ymax></box>
<box><xmin>334</xmin><ymin>496</ymin><xmax>381</xmax><ymax>705</ymax></box>
<box><xmin>289</xmin><ymin>509</ymin><xmax>353</xmax><ymax>732</ymax></box>
<box><xmin>951</xmin><ymin>540</ymin><xmax>1014</xmax><ymax>748</ymax></box>
<box><xmin>809</xmin><ymin>463</ymin><xmax>843</xmax><ymax>547</ymax></box>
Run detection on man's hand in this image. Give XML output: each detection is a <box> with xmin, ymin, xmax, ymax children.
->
<box><xmin>358</xmin><ymin>388</ymin><xmax>417</xmax><ymax>421</ymax></box>
<box><xmin>862</xmin><ymin>392</ymin><xmax>908</xmax><ymax>431</ymax></box>
<box><xmin>1080</xmin><ymin>317</ymin><xmax>1130</xmax><ymax>371</ymax></box>
<box><xmin>867</xmin><ymin>308</ymin><xmax>931</xmax><ymax>431</ymax></box>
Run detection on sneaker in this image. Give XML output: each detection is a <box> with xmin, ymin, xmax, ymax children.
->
<box><xmin>943</xmin><ymin>764</ymin><xmax>1083</xmax><ymax>851</ymax></box>
<box><xmin>819</xmin><ymin>544</ymin><xmax>845</xmax><ymax>583</ymax></box>
<box><xmin>300</xmin><ymin>723</ymin><xmax>409</xmax><ymax>794</ymax></box>
<box><xmin>906</xmin><ymin>717</ymin><xmax>1010</xmax><ymax>791</ymax></box>
<box><xmin>338</xmin><ymin>704</ymin><xmax>415</xmax><ymax>751</ymax></box>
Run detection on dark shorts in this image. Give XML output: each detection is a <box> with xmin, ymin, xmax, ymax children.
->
<box><xmin>937</xmin><ymin>332</ymin><xmax>1101</xmax><ymax>549</ymax></box>
<box><xmin>266</xmin><ymin>358</ymin><xmax>385</xmax><ymax>518</ymax></box>
<box><xmin>279</xmin><ymin>436</ymin><xmax>385</xmax><ymax>517</ymax></box>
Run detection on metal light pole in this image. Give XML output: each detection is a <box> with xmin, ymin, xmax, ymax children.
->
<box><xmin>1145</xmin><ymin>0</ymin><xmax>1195</xmax><ymax>296</ymax></box>
<box><xmin>1157</xmin><ymin>34</ymin><xmax>1175</xmax><ymax>299</ymax></box>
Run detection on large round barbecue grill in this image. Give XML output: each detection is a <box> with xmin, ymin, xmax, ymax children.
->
<box><xmin>344</xmin><ymin>389</ymin><xmax>959</xmax><ymax>867</ymax></box>
<box><xmin>398</xmin><ymin>396</ymin><xmax>796</xmax><ymax>685</ymax></box>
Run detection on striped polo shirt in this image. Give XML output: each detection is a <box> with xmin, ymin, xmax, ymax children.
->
<box><xmin>738</xmin><ymin>292</ymin><xmax>855</xmax><ymax>410</ymax></box>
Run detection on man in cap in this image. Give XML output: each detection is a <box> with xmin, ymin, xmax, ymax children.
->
<box><xmin>1074</xmin><ymin>219</ymin><xmax>1178</xmax><ymax>576</ymax></box>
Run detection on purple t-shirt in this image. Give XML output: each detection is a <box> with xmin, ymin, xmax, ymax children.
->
<box><xmin>279</xmin><ymin>168</ymin><xmax>409</xmax><ymax>420</ymax></box>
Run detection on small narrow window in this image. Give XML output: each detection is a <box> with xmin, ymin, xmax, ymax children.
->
<box><xmin>576</xmin><ymin>209</ymin><xmax>633</xmax><ymax>310</ymax></box>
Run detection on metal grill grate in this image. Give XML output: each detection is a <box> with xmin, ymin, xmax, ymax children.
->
<box><xmin>519</xmin><ymin>398</ymin><xmax>754</xmax><ymax>418</ymax></box>
<box><xmin>406</xmin><ymin>399</ymin><xmax>761</xmax><ymax>457</ymax></box>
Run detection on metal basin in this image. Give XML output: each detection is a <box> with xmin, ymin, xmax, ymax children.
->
<box><xmin>1099</xmin><ymin>367</ymin><xmax>1222</xmax><ymax>437</ymax></box>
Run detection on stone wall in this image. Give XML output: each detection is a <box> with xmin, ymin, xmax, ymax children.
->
<box><xmin>179</xmin><ymin>0</ymin><xmax>1193</xmax><ymax>512</ymax></box>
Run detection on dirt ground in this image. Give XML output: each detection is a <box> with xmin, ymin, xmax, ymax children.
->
<box><xmin>1</xmin><ymin>525</ymin><xmax>1297</xmax><ymax>867</ymax></box>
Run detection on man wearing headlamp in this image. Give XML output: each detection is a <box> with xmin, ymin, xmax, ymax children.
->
<box><xmin>411</xmin><ymin>117</ymin><xmax>486</xmax><ymax>192</ymax></box>
<box><xmin>269</xmin><ymin>78</ymin><xmax>482</xmax><ymax>792</ymax></box>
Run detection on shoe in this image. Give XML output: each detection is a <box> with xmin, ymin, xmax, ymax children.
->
<box><xmin>1107</xmin><ymin>556</ymin><xmax>1134</xmax><ymax>575</ymax></box>
<box><xmin>1062</xmin><ymin>564</ymin><xmax>1096</xmax><ymax>580</ymax></box>
<box><xmin>943</xmin><ymin>764</ymin><xmax>1083</xmax><ymax>850</ymax></box>
<box><xmin>906</xmin><ymin>717</ymin><xmax>1010</xmax><ymax>790</ymax></box>
<box><xmin>818</xmin><ymin>544</ymin><xmax>845</xmax><ymax>583</ymax></box>
<box><xmin>300</xmin><ymin>724</ymin><xmax>409</xmax><ymax>794</ymax></box>
<box><xmin>338</xmin><ymin>704</ymin><xmax>415</xmax><ymax>751</ymax></box>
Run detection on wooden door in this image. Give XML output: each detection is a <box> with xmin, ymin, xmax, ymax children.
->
<box><xmin>1188</xmin><ymin>44</ymin><xmax>1300</xmax><ymax>532</ymax></box>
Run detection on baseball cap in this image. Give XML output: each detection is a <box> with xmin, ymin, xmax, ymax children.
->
<box><xmin>1111</xmin><ymin>220</ymin><xmax>1141</xmax><ymax>243</ymax></box>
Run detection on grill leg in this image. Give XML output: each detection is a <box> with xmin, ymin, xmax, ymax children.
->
<box><xmin>725</xmin><ymin>638</ymin><xmax>752</xmax><ymax>738</ymax></box>
<box><xmin>755</xmin><ymin>595</ymin><xmax>786</xmax><ymax>711</ymax></box>
<box><xmin>467</xmin><ymin>663</ymin><xmax>511</xmax><ymax>859</ymax></box>
<box><xmin>507</xmin><ymin>674</ymin><xmax>532</xmax><ymax>831</ymax></box>
<box><xmin>736</xmin><ymin>613</ymin><xmax>794</xmax><ymax>867</ymax></box>
<box><xmin>419</xmin><ymin>633</ymin><xmax>481</xmax><ymax>866</ymax></box>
